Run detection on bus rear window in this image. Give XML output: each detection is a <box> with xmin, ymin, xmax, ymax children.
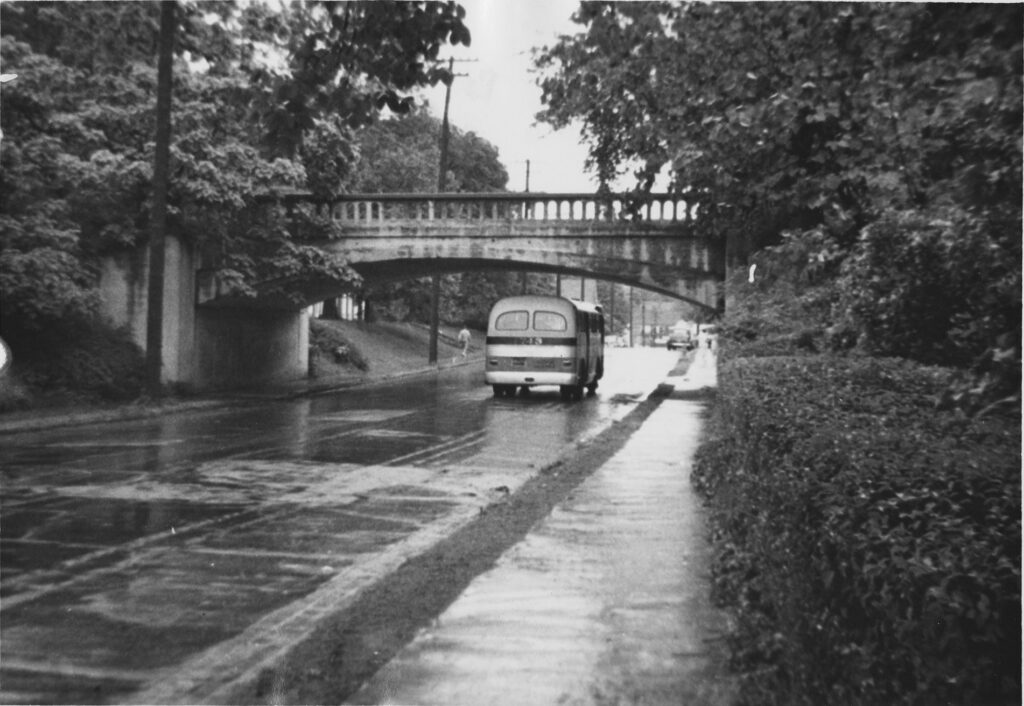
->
<box><xmin>533</xmin><ymin>311</ymin><xmax>567</xmax><ymax>331</ymax></box>
<box><xmin>495</xmin><ymin>311</ymin><xmax>529</xmax><ymax>331</ymax></box>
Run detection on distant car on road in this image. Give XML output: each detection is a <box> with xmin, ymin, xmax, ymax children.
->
<box><xmin>666</xmin><ymin>329</ymin><xmax>693</xmax><ymax>351</ymax></box>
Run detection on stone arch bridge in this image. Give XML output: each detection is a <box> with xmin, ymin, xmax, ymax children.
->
<box><xmin>101</xmin><ymin>192</ymin><xmax>724</xmax><ymax>391</ymax></box>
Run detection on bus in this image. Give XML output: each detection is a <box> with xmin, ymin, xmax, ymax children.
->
<box><xmin>484</xmin><ymin>295</ymin><xmax>605</xmax><ymax>400</ymax></box>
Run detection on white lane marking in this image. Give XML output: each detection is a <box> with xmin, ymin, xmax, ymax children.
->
<box><xmin>0</xmin><ymin>658</ymin><xmax>158</xmax><ymax>685</ymax></box>
<box><xmin>43</xmin><ymin>440</ymin><xmax>185</xmax><ymax>448</ymax></box>
<box><xmin>416</xmin><ymin>436</ymin><xmax>488</xmax><ymax>468</ymax></box>
<box><xmin>310</xmin><ymin>409</ymin><xmax>414</xmax><ymax>424</ymax></box>
<box><xmin>0</xmin><ymin>508</ymin><xmax>276</xmax><ymax>609</ymax></box>
<box><xmin>355</xmin><ymin>429</ymin><xmax>437</xmax><ymax>439</ymax></box>
<box><xmin>385</xmin><ymin>430</ymin><xmax>486</xmax><ymax>466</ymax></box>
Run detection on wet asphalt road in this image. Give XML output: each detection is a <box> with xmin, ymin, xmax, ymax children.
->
<box><xmin>0</xmin><ymin>348</ymin><xmax>679</xmax><ymax>704</ymax></box>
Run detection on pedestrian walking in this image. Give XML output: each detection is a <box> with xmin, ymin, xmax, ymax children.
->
<box><xmin>457</xmin><ymin>325</ymin><xmax>471</xmax><ymax>358</ymax></box>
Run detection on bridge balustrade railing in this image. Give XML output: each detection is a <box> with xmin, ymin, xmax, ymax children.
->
<box><xmin>274</xmin><ymin>192</ymin><xmax>698</xmax><ymax>226</ymax></box>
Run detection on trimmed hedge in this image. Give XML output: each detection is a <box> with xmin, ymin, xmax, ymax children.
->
<box><xmin>694</xmin><ymin>353</ymin><xmax>1021</xmax><ymax>705</ymax></box>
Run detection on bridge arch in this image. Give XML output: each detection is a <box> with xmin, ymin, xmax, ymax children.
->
<box><xmin>199</xmin><ymin>192</ymin><xmax>724</xmax><ymax>313</ymax></box>
<box><xmin>339</xmin><ymin>258</ymin><xmax>718</xmax><ymax>313</ymax></box>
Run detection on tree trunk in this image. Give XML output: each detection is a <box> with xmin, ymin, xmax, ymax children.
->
<box><xmin>145</xmin><ymin>0</ymin><xmax>175</xmax><ymax>397</ymax></box>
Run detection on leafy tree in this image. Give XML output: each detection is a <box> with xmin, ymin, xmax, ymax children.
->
<box><xmin>1</xmin><ymin>2</ymin><xmax>216</xmax><ymax>336</ymax></box>
<box><xmin>183</xmin><ymin>0</ymin><xmax>472</xmax><ymax>297</ymax></box>
<box><xmin>536</xmin><ymin>2</ymin><xmax>1021</xmax><ymax>377</ymax></box>
<box><xmin>348</xmin><ymin>107</ymin><xmax>515</xmax><ymax>326</ymax></box>
<box><xmin>1</xmin><ymin>1</ymin><xmax>473</xmax><ymax>325</ymax></box>
<box><xmin>350</xmin><ymin>110</ymin><xmax>444</xmax><ymax>193</ymax></box>
<box><xmin>1</xmin><ymin>0</ymin><xmax>474</xmax><ymax>397</ymax></box>
<box><xmin>255</xmin><ymin>1</ymin><xmax>470</xmax><ymax>159</ymax></box>
<box><xmin>349</xmin><ymin>107</ymin><xmax>507</xmax><ymax>193</ymax></box>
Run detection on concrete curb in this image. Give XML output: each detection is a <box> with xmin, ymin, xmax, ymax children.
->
<box><xmin>137</xmin><ymin>359</ymin><xmax>692</xmax><ymax>705</ymax></box>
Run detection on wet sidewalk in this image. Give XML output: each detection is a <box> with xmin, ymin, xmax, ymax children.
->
<box><xmin>349</xmin><ymin>349</ymin><xmax>736</xmax><ymax>705</ymax></box>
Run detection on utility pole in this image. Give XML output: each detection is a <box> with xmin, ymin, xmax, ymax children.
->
<box><xmin>629</xmin><ymin>288</ymin><xmax>634</xmax><ymax>347</ymax></box>
<box><xmin>429</xmin><ymin>273</ymin><xmax>441</xmax><ymax>365</ymax></box>
<box><xmin>430</xmin><ymin>58</ymin><xmax>472</xmax><ymax>365</ymax></box>
<box><xmin>641</xmin><ymin>294</ymin><xmax>647</xmax><ymax>347</ymax></box>
<box><xmin>436</xmin><ymin>58</ymin><xmax>454</xmax><ymax>193</ymax></box>
<box><xmin>609</xmin><ymin>283</ymin><xmax>615</xmax><ymax>336</ymax></box>
<box><xmin>525</xmin><ymin>159</ymin><xmax>530</xmax><ymax>192</ymax></box>
<box><xmin>145</xmin><ymin>0</ymin><xmax>175</xmax><ymax>397</ymax></box>
<box><xmin>431</xmin><ymin>59</ymin><xmax>455</xmax><ymax>364</ymax></box>
<box><xmin>434</xmin><ymin>58</ymin><xmax>474</xmax><ymax>192</ymax></box>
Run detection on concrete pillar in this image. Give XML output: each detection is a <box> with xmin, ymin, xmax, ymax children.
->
<box><xmin>161</xmin><ymin>234</ymin><xmax>196</xmax><ymax>386</ymax></box>
<box><xmin>99</xmin><ymin>246</ymin><xmax>149</xmax><ymax>348</ymax></box>
<box><xmin>98</xmin><ymin>235</ymin><xmax>196</xmax><ymax>388</ymax></box>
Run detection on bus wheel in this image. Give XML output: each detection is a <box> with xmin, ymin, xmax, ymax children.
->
<box><xmin>492</xmin><ymin>385</ymin><xmax>503</xmax><ymax>397</ymax></box>
<box><xmin>519</xmin><ymin>386</ymin><xmax>531</xmax><ymax>396</ymax></box>
<box><xmin>572</xmin><ymin>384</ymin><xmax>585</xmax><ymax>401</ymax></box>
<box><xmin>586</xmin><ymin>380</ymin><xmax>598</xmax><ymax>396</ymax></box>
<box><xmin>559</xmin><ymin>385</ymin><xmax>572</xmax><ymax>401</ymax></box>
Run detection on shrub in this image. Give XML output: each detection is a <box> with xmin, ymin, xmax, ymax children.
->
<box><xmin>694</xmin><ymin>353</ymin><xmax>1021</xmax><ymax>705</ymax></box>
<box><xmin>0</xmin><ymin>374</ymin><xmax>32</xmax><ymax>412</ymax></box>
<box><xmin>309</xmin><ymin>319</ymin><xmax>368</xmax><ymax>374</ymax></box>
<box><xmin>832</xmin><ymin>208</ymin><xmax>1021</xmax><ymax>368</ymax></box>
<box><xmin>7</xmin><ymin>320</ymin><xmax>144</xmax><ymax>402</ymax></box>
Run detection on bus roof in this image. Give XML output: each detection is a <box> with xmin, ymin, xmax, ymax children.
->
<box><xmin>488</xmin><ymin>295</ymin><xmax>603</xmax><ymax>316</ymax></box>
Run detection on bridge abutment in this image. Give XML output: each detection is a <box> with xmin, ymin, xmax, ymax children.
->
<box><xmin>100</xmin><ymin>239</ymin><xmax>310</xmax><ymax>392</ymax></box>
<box><xmin>99</xmin><ymin>235</ymin><xmax>198</xmax><ymax>388</ymax></box>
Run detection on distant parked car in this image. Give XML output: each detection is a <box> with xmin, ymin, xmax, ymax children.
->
<box><xmin>666</xmin><ymin>329</ymin><xmax>693</xmax><ymax>351</ymax></box>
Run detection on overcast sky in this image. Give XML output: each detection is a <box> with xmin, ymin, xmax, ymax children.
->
<box><xmin>418</xmin><ymin>0</ymin><xmax>598</xmax><ymax>193</ymax></box>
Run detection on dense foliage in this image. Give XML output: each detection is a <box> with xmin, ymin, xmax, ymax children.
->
<box><xmin>340</xmin><ymin>106</ymin><xmax>524</xmax><ymax>329</ymax></box>
<box><xmin>351</xmin><ymin>109</ymin><xmax>508</xmax><ymax>194</ymax></box>
<box><xmin>538</xmin><ymin>6</ymin><xmax>1022</xmax><ymax>702</ymax></box>
<box><xmin>0</xmin><ymin>0</ymin><xmax>469</xmax><ymax>318</ymax></box>
<box><xmin>536</xmin><ymin>2</ymin><xmax>1022</xmax><ymax>379</ymax></box>
<box><xmin>694</xmin><ymin>353</ymin><xmax>1021</xmax><ymax>705</ymax></box>
<box><xmin>0</xmin><ymin>0</ymin><xmax>470</xmax><ymax>397</ymax></box>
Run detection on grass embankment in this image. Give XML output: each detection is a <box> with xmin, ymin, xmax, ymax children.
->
<box><xmin>694</xmin><ymin>340</ymin><xmax>1021</xmax><ymax>705</ymax></box>
<box><xmin>309</xmin><ymin>319</ymin><xmax>473</xmax><ymax>380</ymax></box>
